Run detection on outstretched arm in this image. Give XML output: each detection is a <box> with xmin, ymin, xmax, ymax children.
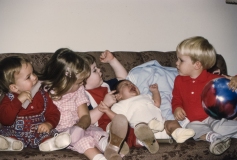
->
<box><xmin>100</xmin><ymin>50</ymin><xmax>127</xmax><ymax>80</ymax></box>
<box><xmin>149</xmin><ymin>83</ymin><xmax>161</xmax><ymax>108</ymax></box>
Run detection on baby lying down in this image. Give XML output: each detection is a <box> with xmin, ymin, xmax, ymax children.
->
<box><xmin>98</xmin><ymin>79</ymin><xmax>195</xmax><ymax>154</ymax></box>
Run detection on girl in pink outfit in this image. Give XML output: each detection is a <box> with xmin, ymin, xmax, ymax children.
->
<box><xmin>39</xmin><ymin>48</ymin><xmax>128</xmax><ymax>160</ymax></box>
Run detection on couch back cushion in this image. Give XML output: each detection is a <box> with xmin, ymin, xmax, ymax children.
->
<box><xmin>0</xmin><ymin>51</ymin><xmax>227</xmax><ymax>102</ymax></box>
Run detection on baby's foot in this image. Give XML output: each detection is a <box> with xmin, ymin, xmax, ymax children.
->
<box><xmin>148</xmin><ymin>118</ymin><xmax>164</xmax><ymax>133</ymax></box>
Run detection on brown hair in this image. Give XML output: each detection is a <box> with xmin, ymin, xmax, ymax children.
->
<box><xmin>39</xmin><ymin>48</ymin><xmax>90</xmax><ymax>100</ymax></box>
<box><xmin>79</xmin><ymin>53</ymin><xmax>96</xmax><ymax>66</ymax></box>
<box><xmin>0</xmin><ymin>56</ymin><xmax>31</xmax><ymax>94</ymax></box>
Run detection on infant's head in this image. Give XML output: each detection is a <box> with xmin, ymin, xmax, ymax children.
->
<box><xmin>114</xmin><ymin>80</ymin><xmax>140</xmax><ymax>101</ymax></box>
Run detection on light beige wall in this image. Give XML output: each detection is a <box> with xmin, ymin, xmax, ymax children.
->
<box><xmin>0</xmin><ymin>0</ymin><xmax>236</xmax><ymax>75</ymax></box>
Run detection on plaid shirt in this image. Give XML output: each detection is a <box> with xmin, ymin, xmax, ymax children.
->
<box><xmin>53</xmin><ymin>86</ymin><xmax>89</xmax><ymax>132</ymax></box>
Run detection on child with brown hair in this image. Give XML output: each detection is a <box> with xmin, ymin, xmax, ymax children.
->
<box><xmin>0</xmin><ymin>56</ymin><xmax>71</xmax><ymax>152</ymax></box>
<box><xmin>39</xmin><ymin>48</ymin><xmax>128</xmax><ymax>160</ymax></box>
<box><xmin>81</xmin><ymin>51</ymin><xmax>140</xmax><ymax>150</ymax></box>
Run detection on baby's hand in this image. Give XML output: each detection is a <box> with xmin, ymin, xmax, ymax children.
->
<box><xmin>37</xmin><ymin>122</ymin><xmax>52</xmax><ymax>133</ymax></box>
<box><xmin>100</xmin><ymin>50</ymin><xmax>114</xmax><ymax>63</ymax></box>
<box><xmin>18</xmin><ymin>91</ymin><xmax>32</xmax><ymax>104</ymax></box>
<box><xmin>149</xmin><ymin>83</ymin><xmax>159</xmax><ymax>93</ymax></box>
<box><xmin>98</xmin><ymin>101</ymin><xmax>110</xmax><ymax>113</ymax></box>
<box><xmin>103</xmin><ymin>90</ymin><xmax>117</xmax><ymax>107</ymax></box>
<box><xmin>174</xmin><ymin>107</ymin><xmax>186</xmax><ymax>121</ymax></box>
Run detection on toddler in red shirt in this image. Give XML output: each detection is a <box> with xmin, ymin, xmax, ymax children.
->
<box><xmin>172</xmin><ymin>36</ymin><xmax>237</xmax><ymax>155</ymax></box>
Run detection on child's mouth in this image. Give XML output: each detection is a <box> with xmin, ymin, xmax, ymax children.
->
<box><xmin>130</xmin><ymin>86</ymin><xmax>136</xmax><ymax>92</ymax></box>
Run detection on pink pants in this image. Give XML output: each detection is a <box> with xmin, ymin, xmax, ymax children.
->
<box><xmin>63</xmin><ymin>125</ymin><xmax>108</xmax><ymax>153</ymax></box>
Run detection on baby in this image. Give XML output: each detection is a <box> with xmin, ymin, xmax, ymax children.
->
<box><xmin>98</xmin><ymin>79</ymin><xmax>195</xmax><ymax>153</ymax></box>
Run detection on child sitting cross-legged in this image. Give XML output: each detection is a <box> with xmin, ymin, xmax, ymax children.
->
<box><xmin>98</xmin><ymin>79</ymin><xmax>195</xmax><ymax>154</ymax></box>
<box><xmin>172</xmin><ymin>36</ymin><xmax>237</xmax><ymax>155</ymax></box>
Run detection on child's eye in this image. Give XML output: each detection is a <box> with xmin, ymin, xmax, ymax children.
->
<box><xmin>178</xmin><ymin>58</ymin><xmax>183</xmax><ymax>62</ymax></box>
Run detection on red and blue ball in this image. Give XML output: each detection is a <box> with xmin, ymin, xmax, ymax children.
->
<box><xmin>201</xmin><ymin>77</ymin><xmax>237</xmax><ymax>120</ymax></box>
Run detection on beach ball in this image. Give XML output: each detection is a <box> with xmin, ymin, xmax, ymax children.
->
<box><xmin>201</xmin><ymin>77</ymin><xmax>237</xmax><ymax>120</ymax></box>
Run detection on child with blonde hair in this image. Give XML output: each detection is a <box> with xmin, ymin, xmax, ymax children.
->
<box><xmin>0</xmin><ymin>56</ymin><xmax>70</xmax><ymax>152</ymax></box>
<box><xmin>172</xmin><ymin>36</ymin><xmax>237</xmax><ymax>155</ymax></box>
<box><xmin>40</xmin><ymin>48</ymin><xmax>128</xmax><ymax>160</ymax></box>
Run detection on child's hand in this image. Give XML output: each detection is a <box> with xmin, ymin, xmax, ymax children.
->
<box><xmin>229</xmin><ymin>76</ymin><xmax>237</xmax><ymax>91</ymax></box>
<box><xmin>98</xmin><ymin>101</ymin><xmax>110</xmax><ymax>113</ymax></box>
<box><xmin>174</xmin><ymin>107</ymin><xmax>186</xmax><ymax>121</ymax></box>
<box><xmin>103</xmin><ymin>90</ymin><xmax>117</xmax><ymax>107</ymax></box>
<box><xmin>222</xmin><ymin>74</ymin><xmax>232</xmax><ymax>80</ymax></box>
<box><xmin>18</xmin><ymin>91</ymin><xmax>32</xmax><ymax>104</ymax></box>
<box><xmin>213</xmin><ymin>69</ymin><xmax>221</xmax><ymax>75</ymax></box>
<box><xmin>37</xmin><ymin>122</ymin><xmax>52</xmax><ymax>134</ymax></box>
<box><xmin>149</xmin><ymin>83</ymin><xmax>159</xmax><ymax>93</ymax></box>
<box><xmin>100</xmin><ymin>50</ymin><xmax>114</xmax><ymax>63</ymax></box>
<box><xmin>222</xmin><ymin>75</ymin><xmax>237</xmax><ymax>91</ymax></box>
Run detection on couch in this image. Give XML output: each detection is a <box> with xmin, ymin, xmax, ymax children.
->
<box><xmin>0</xmin><ymin>51</ymin><xmax>236</xmax><ymax>160</ymax></box>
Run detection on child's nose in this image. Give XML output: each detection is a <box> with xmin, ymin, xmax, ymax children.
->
<box><xmin>175</xmin><ymin>61</ymin><xmax>179</xmax><ymax>66</ymax></box>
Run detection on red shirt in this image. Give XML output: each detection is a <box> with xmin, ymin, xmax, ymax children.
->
<box><xmin>172</xmin><ymin>70</ymin><xmax>221</xmax><ymax>122</ymax></box>
<box><xmin>87</xmin><ymin>86</ymin><xmax>111</xmax><ymax>130</ymax></box>
<box><xmin>0</xmin><ymin>90</ymin><xmax>60</xmax><ymax>128</ymax></box>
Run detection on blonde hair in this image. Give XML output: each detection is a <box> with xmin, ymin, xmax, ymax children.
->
<box><xmin>39</xmin><ymin>48</ymin><xmax>90</xmax><ymax>100</ymax></box>
<box><xmin>0</xmin><ymin>56</ymin><xmax>31</xmax><ymax>94</ymax></box>
<box><xmin>176</xmin><ymin>36</ymin><xmax>216</xmax><ymax>69</ymax></box>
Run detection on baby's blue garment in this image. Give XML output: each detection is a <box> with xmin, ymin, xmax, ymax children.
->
<box><xmin>127</xmin><ymin>60</ymin><xmax>178</xmax><ymax>120</ymax></box>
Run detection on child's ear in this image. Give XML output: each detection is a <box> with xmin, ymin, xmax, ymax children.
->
<box><xmin>194</xmin><ymin>61</ymin><xmax>202</xmax><ymax>69</ymax></box>
<box><xmin>9</xmin><ymin>84</ymin><xmax>19</xmax><ymax>93</ymax></box>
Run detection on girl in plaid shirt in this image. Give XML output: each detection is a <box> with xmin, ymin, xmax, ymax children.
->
<box><xmin>40</xmin><ymin>48</ymin><xmax>128</xmax><ymax>160</ymax></box>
